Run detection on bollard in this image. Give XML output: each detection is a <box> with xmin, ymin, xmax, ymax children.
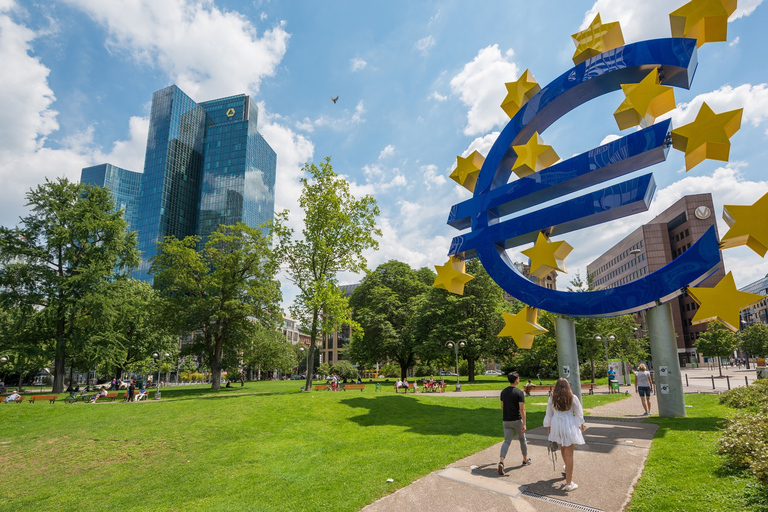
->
<box><xmin>726</xmin><ymin>375</ymin><xmax>731</xmax><ymax>390</ymax></box>
<box><xmin>746</xmin><ymin>376</ymin><xmax>749</xmax><ymax>387</ymax></box>
<box><xmin>685</xmin><ymin>374</ymin><xmax>689</xmax><ymax>387</ymax></box>
<box><xmin>711</xmin><ymin>374</ymin><xmax>715</xmax><ymax>390</ymax></box>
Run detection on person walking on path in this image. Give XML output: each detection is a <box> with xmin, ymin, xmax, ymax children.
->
<box><xmin>543</xmin><ymin>378</ymin><xmax>586</xmax><ymax>492</ymax></box>
<box><xmin>634</xmin><ymin>364</ymin><xmax>654</xmax><ymax>416</ymax></box>
<box><xmin>498</xmin><ymin>371</ymin><xmax>530</xmax><ymax>475</ymax></box>
<box><xmin>127</xmin><ymin>380</ymin><xmax>135</xmax><ymax>402</ymax></box>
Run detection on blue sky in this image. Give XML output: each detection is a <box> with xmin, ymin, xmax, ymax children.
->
<box><xmin>1</xmin><ymin>0</ymin><xmax>767</xmax><ymax>310</ymax></box>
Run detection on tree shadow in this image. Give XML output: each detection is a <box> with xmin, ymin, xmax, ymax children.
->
<box><xmin>646</xmin><ymin>416</ymin><xmax>728</xmax><ymax>437</ymax></box>
<box><xmin>340</xmin><ymin>395</ymin><xmax>545</xmax><ymax>437</ymax></box>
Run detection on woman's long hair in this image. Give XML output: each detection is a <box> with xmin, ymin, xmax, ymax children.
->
<box><xmin>552</xmin><ymin>378</ymin><xmax>573</xmax><ymax>412</ymax></box>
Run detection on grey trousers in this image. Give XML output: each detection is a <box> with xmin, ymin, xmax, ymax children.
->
<box><xmin>500</xmin><ymin>420</ymin><xmax>528</xmax><ymax>459</ymax></box>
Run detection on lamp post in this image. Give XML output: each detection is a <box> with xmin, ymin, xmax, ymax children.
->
<box><xmin>151</xmin><ymin>351</ymin><xmax>169</xmax><ymax>400</ymax></box>
<box><xmin>446</xmin><ymin>340</ymin><xmax>465</xmax><ymax>392</ymax></box>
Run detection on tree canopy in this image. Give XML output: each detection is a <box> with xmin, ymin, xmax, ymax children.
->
<box><xmin>152</xmin><ymin>222</ymin><xmax>282</xmax><ymax>389</ymax></box>
<box><xmin>696</xmin><ymin>321</ymin><xmax>738</xmax><ymax>377</ymax></box>
<box><xmin>273</xmin><ymin>156</ymin><xmax>380</xmax><ymax>391</ymax></box>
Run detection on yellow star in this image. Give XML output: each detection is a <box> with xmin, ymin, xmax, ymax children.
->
<box><xmin>614</xmin><ymin>68</ymin><xmax>676</xmax><ymax>130</ymax></box>
<box><xmin>500</xmin><ymin>69</ymin><xmax>541</xmax><ymax>119</ymax></box>
<box><xmin>721</xmin><ymin>192</ymin><xmax>768</xmax><ymax>257</ymax></box>
<box><xmin>433</xmin><ymin>257</ymin><xmax>474</xmax><ymax>295</ymax></box>
<box><xmin>449</xmin><ymin>151</ymin><xmax>485</xmax><ymax>192</ymax></box>
<box><xmin>511</xmin><ymin>132</ymin><xmax>559</xmax><ymax>178</ymax></box>
<box><xmin>670</xmin><ymin>0</ymin><xmax>737</xmax><ymax>48</ymax></box>
<box><xmin>571</xmin><ymin>14</ymin><xmax>625</xmax><ymax>65</ymax></box>
<box><xmin>498</xmin><ymin>306</ymin><xmax>548</xmax><ymax>349</ymax></box>
<box><xmin>688</xmin><ymin>272</ymin><xmax>763</xmax><ymax>332</ymax></box>
<box><xmin>671</xmin><ymin>102</ymin><xmax>742</xmax><ymax>171</ymax></box>
<box><xmin>521</xmin><ymin>232</ymin><xmax>573</xmax><ymax>279</ymax></box>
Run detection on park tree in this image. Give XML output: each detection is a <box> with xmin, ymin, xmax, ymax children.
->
<box><xmin>740</xmin><ymin>323</ymin><xmax>768</xmax><ymax>360</ymax></box>
<box><xmin>0</xmin><ymin>178</ymin><xmax>138</xmax><ymax>392</ymax></box>
<box><xmin>152</xmin><ymin>222</ymin><xmax>282</xmax><ymax>389</ymax></box>
<box><xmin>0</xmin><ymin>308</ymin><xmax>51</xmax><ymax>390</ymax></box>
<box><xmin>240</xmin><ymin>323</ymin><xmax>297</xmax><ymax>379</ymax></box>
<box><xmin>347</xmin><ymin>261</ymin><xmax>433</xmax><ymax>380</ymax></box>
<box><xmin>696</xmin><ymin>321</ymin><xmax>738</xmax><ymax>377</ymax></box>
<box><xmin>331</xmin><ymin>360</ymin><xmax>358</xmax><ymax>381</ymax></box>
<box><xmin>272</xmin><ymin>157</ymin><xmax>380</xmax><ymax>392</ymax></box>
<box><xmin>415</xmin><ymin>259</ymin><xmax>510</xmax><ymax>382</ymax></box>
<box><xmin>85</xmin><ymin>278</ymin><xmax>176</xmax><ymax>380</ymax></box>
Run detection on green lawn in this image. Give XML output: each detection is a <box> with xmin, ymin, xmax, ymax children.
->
<box><xmin>628</xmin><ymin>393</ymin><xmax>768</xmax><ymax>512</ymax></box>
<box><xmin>3</xmin><ymin>382</ymin><xmax>761</xmax><ymax>511</ymax></box>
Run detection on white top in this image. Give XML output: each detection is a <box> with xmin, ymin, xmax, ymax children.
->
<box><xmin>635</xmin><ymin>371</ymin><xmax>651</xmax><ymax>388</ymax></box>
<box><xmin>543</xmin><ymin>394</ymin><xmax>586</xmax><ymax>447</ymax></box>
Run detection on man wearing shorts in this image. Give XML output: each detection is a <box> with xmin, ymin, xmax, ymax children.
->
<box><xmin>498</xmin><ymin>371</ymin><xmax>530</xmax><ymax>474</ymax></box>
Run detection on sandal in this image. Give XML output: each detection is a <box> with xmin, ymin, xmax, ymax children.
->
<box><xmin>497</xmin><ymin>462</ymin><xmax>504</xmax><ymax>475</ymax></box>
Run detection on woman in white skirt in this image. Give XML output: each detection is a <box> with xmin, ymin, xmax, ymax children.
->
<box><xmin>543</xmin><ymin>378</ymin><xmax>586</xmax><ymax>491</ymax></box>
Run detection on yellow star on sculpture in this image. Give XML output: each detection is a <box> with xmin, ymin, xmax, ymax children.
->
<box><xmin>498</xmin><ymin>306</ymin><xmax>548</xmax><ymax>349</ymax></box>
<box><xmin>614</xmin><ymin>68</ymin><xmax>676</xmax><ymax>130</ymax></box>
<box><xmin>671</xmin><ymin>102</ymin><xmax>742</xmax><ymax>171</ymax></box>
<box><xmin>720</xmin><ymin>192</ymin><xmax>768</xmax><ymax>257</ymax></box>
<box><xmin>500</xmin><ymin>69</ymin><xmax>541</xmax><ymax>119</ymax></box>
<box><xmin>571</xmin><ymin>14</ymin><xmax>625</xmax><ymax>65</ymax></box>
<box><xmin>511</xmin><ymin>132</ymin><xmax>559</xmax><ymax>178</ymax></box>
<box><xmin>687</xmin><ymin>272</ymin><xmax>763</xmax><ymax>332</ymax></box>
<box><xmin>521</xmin><ymin>232</ymin><xmax>573</xmax><ymax>279</ymax></box>
<box><xmin>670</xmin><ymin>0</ymin><xmax>737</xmax><ymax>48</ymax></box>
<box><xmin>449</xmin><ymin>151</ymin><xmax>485</xmax><ymax>192</ymax></box>
<box><xmin>433</xmin><ymin>257</ymin><xmax>474</xmax><ymax>295</ymax></box>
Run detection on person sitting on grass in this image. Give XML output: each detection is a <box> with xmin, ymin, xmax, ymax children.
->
<box><xmin>90</xmin><ymin>387</ymin><xmax>108</xmax><ymax>404</ymax></box>
<box><xmin>5</xmin><ymin>390</ymin><xmax>21</xmax><ymax>403</ymax></box>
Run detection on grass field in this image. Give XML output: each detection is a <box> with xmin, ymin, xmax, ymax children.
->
<box><xmin>3</xmin><ymin>380</ymin><xmax>762</xmax><ymax>511</ymax></box>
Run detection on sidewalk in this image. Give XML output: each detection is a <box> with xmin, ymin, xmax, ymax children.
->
<box><xmin>362</xmin><ymin>395</ymin><xmax>658</xmax><ymax>512</ymax></box>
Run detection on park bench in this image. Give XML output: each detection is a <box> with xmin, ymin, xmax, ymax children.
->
<box><xmin>524</xmin><ymin>383</ymin><xmax>595</xmax><ymax>397</ymax></box>
<box><xmin>28</xmin><ymin>394</ymin><xmax>59</xmax><ymax>404</ymax></box>
<box><xmin>314</xmin><ymin>384</ymin><xmax>330</xmax><ymax>391</ymax></box>
<box><xmin>1</xmin><ymin>395</ymin><xmax>24</xmax><ymax>403</ymax></box>
<box><xmin>341</xmin><ymin>384</ymin><xmax>364</xmax><ymax>391</ymax></box>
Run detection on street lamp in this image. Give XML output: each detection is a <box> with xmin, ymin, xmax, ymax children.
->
<box><xmin>446</xmin><ymin>340</ymin><xmax>465</xmax><ymax>392</ymax></box>
<box><xmin>151</xmin><ymin>351</ymin><xmax>169</xmax><ymax>400</ymax></box>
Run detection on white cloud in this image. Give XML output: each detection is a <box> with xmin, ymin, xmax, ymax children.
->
<box><xmin>429</xmin><ymin>91</ymin><xmax>448</xmax><ymax>102</ymax></box>
<box><xmin>583</xmin><ymin>0</ymin><xmax>761</xmax><ymax>43</ymax></box>
<box><xmin>667</xmin><ymin>84</ymin><xmax>768</xmax><ymax>128</ymax></box>
<box><xmin>350</xmin><ymin>57</ymin><xmax>367</xmax><ymax>71</ymax></box>
<box><xmin>421</xmin><ymin>164</ymin><xmax>446</xmax><ymax>190</ymax></box>
<box><xmin>378</xmin><ymin>144</ymin><xmax>395</xmax><ymax>160</ymax></box>
<box><xmin>295</xmin><ymin>117</ymin><xmax>314</xmax><ymax>133</ymax></box>
<box><xmin>65</xmin><ymin>0</ymin><xmax>290</xmax><ymax>99</ymax></box>
<box><xmin>415</xmin><ymin>35</ymin><xmax>435</xmax><ymax>56</ymax></box>
<box><xmin>450</xmin><ymin>45</ymin><xmax>519</xmax><ymax>136</ymax></box>
<box><xmin>729</xmin><ymin>36</ymin><xmax>740</xmax><ymax>46</ymax></box>
<box><xmin>313</xmin><ymin>100</ymin><xmax>366</xmax><ymax>131</ymax></box>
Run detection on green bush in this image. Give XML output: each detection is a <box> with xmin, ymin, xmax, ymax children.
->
<box><xmin>413</xmin><ymin>362</ymin><xmax>438</xmax><ymax>377</ymax></box>
<box><xmin>379</xmin><ymin>363</ymin><xmax>400</xmax><ymax>378</ymax></box>
<box><xmin>718</xmin><ymin>411</ymin><xmax>768</xmax><ymax>486</ymax></box>
<box><xmin>331</xmin><ymin>360</ymin><xmax>358</xmax><ymax>381</ymax></box>
<box><xmin>719</xmin><ymin>378</ymin><xmax>768</xmax><ymax>409</ymax></box>
<box><xmin>579</xmin><ymin>360</ymin><xmax>608</xmax><ymax>380</ymax></box>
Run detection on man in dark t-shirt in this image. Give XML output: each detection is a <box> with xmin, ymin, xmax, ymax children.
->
<box><xmin>498</xmin><ymin>371</ymin><xmax>530</xmax><ymax>475</ymax></box>
<box><xmin>127</xmin><ymin>380</ymin><xmax>135</xmax><ymax>402</ymax></box>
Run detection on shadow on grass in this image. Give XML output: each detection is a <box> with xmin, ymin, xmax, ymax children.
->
<box><xmin>154</xmin><ymin>386</ymin><xmax>299</xmax><ymax>402</ymax></box>
<box><xmin>646</xmin><ymin>416</ymin><xmax>728</xmax><ymax>437</ymax></box>
<box><xmin>340</xmin><ymin>395</ymin><xmax>545</xmax><ymax>437</ymax></box>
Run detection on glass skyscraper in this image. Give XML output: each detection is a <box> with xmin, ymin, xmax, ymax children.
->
<box><xmin>80</xmin><ymin>84</ymin><xmax>277</xmax><ymax>281</ymax></box>
<box><xmin>80</xmin><ymin>163</ymin><xmax>143</xmax><ymax>233</ymax></box>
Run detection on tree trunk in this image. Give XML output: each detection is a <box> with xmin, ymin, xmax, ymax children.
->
<box><xmin>718</xmin><ymin>356</ymin><xmax>723</xmax><ymax>378</ymax></box>
<box><xmin>53</xmin><ymin>334</ymin><xmax>66</xmax><ymax>393</ymax></box>
<box><xmin>303</xmin><ymin>311</ymin><xmax>319</xmax><ymax>392</ymax></box>
<box><xmin>467</xmin><ymin>356</ymin><xmax>475</xmax><ymax>382</ymax></box>
<box><xmin>590</xmin><ymin>356</ymin><xmax>595</xmax><ymax>383</ymax></box>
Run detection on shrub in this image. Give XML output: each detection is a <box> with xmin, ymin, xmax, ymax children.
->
<box><xmin>331</xmin><ymin>360</ymin><xmax>358</xmax><ymax>381</ymax></box>
<box><xmin>579</xmin><ymin>360</ymin><xmax>608</xmax><ymax>380</ymax></box>
<box><xmin>379</xmin><ymin>363</ymin><xmax>400</xmax><ymax>378</ymax></box>
<box><xmin>413</xmin><ymin>362</ymin><xmax>438</xmax><ymax>377</ymax></box>
<box><xmin>719</xmin><ymin>378</ymin><xmax>768</xmax><ymax>409</ymax></box>
<box><xmin>718</xmin><ymin>411</ymin><xmax>768</xmax><ymax>486</ymax></box>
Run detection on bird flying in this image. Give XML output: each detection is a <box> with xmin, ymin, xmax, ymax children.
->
<box><xmin>331</xmin><ymin>96</ymin><xmax>339</xmax><ymax>104</ymax></box>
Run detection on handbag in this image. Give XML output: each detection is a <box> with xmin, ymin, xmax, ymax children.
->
<box><xmin>548</xmin><ymin>440</ymin><xmax>559</xmax><ymax>470</ymax></box>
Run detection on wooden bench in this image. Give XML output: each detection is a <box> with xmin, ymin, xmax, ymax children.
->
<box><xmin>28</xmin><ymin>394</ymin><xmax>59</xmax><ymax>404</ymax></box>
<box><xmin>1</xmin><ymin>395</ymin><xmax>24</xmax><ymax>403</ymax></box>
<box><xmin>524</xmin><ymin>383</ymin><xmax>595</xmax><ymax>396</ymax></box>
<box><xmin>314</xmin><ymin>384</ymin><xmax>330</xmax><ymax>391</ymax></box>
<box><xmin>342</xmin><ymin>384</ymin><xmax>364</xmax><ymax>391</ymax></box>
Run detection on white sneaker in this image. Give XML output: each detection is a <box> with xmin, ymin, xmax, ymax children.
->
<box><xmin>562</xmin><ymin>465</ymin><xmax>566</xmax><ymax>473</ymax></box>
<box><xmin>564</xmin><ymin>483</ymin><xmax>579</xmax><ymax>491</ymax></box>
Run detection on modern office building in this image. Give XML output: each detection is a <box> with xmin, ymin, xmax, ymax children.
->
<box><xmin>502</xmin><ymin>262</ymin><xmax>558</xmax><ymax>302</ymax></box>
<box><xmin>81</xmin><ymin>84</ymin><xmax>277</xmax><ymax>281</ymax></box>
<box><xmin>740</xmin><ymin>275</ymin><xmax>768</xmax><ymax>327</ymax></box>
<box><xmin>319</xmin><ymin>284</ymin><xmax>360</xmax><ymax>366</ymax></box>
<box><xmin>586</xmin><ymin>194</ymin><xmax>727</xmax><ymax>365</ymax></box>
<box><xmin>80</xmin><ymin>163</ymin><xmax>143</xmax><ymax>233</ymax></box>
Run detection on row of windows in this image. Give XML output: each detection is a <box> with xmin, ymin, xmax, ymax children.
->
<box><xmin>593</xmin><ymin>253</ymin><xmax>646</xmax><ymax>286</ymax></box>
<box><xmin>598</xmin><ymin>265</ymin><xmax>648</xmax><ymax>288</ymax></box>
<box><xmin>673</xmin><ymin>243</ymin><xmax>691</xmax><ymax>258</ymax></box>
<box><xmin>671</xmin><ymin>228</ymin><xmax>690</xmax><ymax>244</ymax></box>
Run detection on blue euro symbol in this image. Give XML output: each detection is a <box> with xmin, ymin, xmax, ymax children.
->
<box><xmin>447</xmin><ymin>38</ymin><xmax>722</xmax><ymax>317</ymax></box>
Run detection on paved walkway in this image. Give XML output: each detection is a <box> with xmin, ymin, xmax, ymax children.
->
<box><xmin>361</xmin><ymin>369</ymin><xmax>756</xmax><ymax>512</ymax></box>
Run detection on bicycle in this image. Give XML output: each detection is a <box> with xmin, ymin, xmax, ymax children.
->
<box><xmin>65</xmin><ymin>391</ymin><xmax>89</xmax><ymax>404</ymax></box>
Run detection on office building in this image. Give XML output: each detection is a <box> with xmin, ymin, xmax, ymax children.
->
<box><xmin>81</xmin><ymin>84</ymin><xmax>277</xmax><ymax>281</ymax></box>
<box><xmin>80</xmin><ymin>163</ymin><xmax>143</xmax><ymax>233</ymax></box>
<box><xmin>740</xmin><ymin>275</ymin><xmax>768</xmax><ymax>327</ymax></box>
<box><xmin>587</xmin><ymin>194</ymin><xmax>727</xmax><ymax>365</ymax></box>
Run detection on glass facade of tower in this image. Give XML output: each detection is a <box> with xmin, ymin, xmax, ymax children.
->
<box><xmin>80</xmin><ymin>163</ymin><xmax>143</xmax><ymax>233</ymax></box>
<box><xmin>80</xmin><ymin>84</ymin><xmax>277</xmax><ymax>282</ymax></box>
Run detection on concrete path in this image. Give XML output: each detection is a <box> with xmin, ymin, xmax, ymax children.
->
<box><xmin>362</xmin><ymin>396</ymin><xmax>658</xmax><ymax>512</ymax></box>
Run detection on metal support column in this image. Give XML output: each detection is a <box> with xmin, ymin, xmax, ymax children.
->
<box><xmin>647</xmin><ymin>303</ymin><xmax>686</xmax><ymax>417</ymax></box>
<box><xmin>555</xmin><ymin>316</ymin><xmax>582</xmax><ymax>403</ymax></box>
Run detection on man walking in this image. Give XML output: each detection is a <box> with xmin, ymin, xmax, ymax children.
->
<box><xmin>498</xmin><ymin>371</ymin><xmax>530</xmax><ymax>474</ymax></box>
